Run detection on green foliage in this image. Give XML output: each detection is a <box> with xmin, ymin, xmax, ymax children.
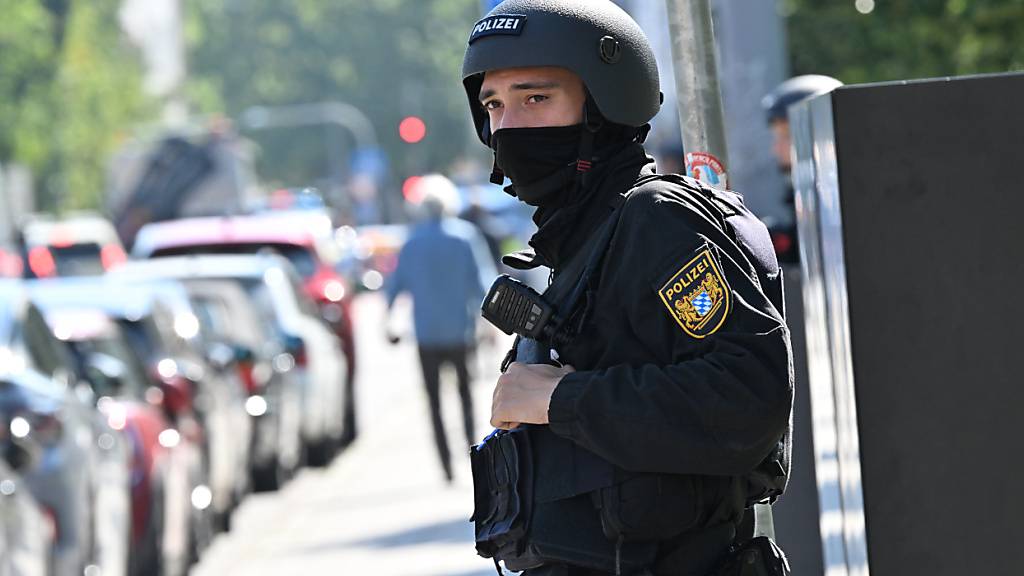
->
<box><xmin>0</xmin><ymin>0</ymin><xmax>151</xmax><ymax>212</ymax></box>
<box><xmin>185</xmin><ymin>0</ymin><xmax>480</xmax><ymax>189</ymax></box>
<box><xmin>56</xmin><ymin>1</ymin><xmax>152</xmax><ymax>211</ymax></box>
<box><xmin>0</xmin><ymin>1</ymin><xmax>58</xmax><ymax>169</ymax></box>
<box><xmin>785</xmin><ymin>0</ymin><xmax>1024</xmax><ymax>84</ymax></box>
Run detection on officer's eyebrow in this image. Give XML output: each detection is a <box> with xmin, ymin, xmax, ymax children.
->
<box><xmin>479</xmin><ymin>81</ymin><xmax>561</xmax><ymax>102</ymax></box>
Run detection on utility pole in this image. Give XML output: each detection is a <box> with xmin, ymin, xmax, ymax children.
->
<box><xmin>665</xmin><ymin>0</ymin><xmax>730</xmax><ymax>190</ymax></box>
<box><xmin>665</xmin><ymin>0</ymin><xmax>773</xmax><ymax>539</ymax></box>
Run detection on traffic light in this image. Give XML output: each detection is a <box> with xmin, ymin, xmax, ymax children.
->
<box><xmin>398</xmin><ymin>116</ymin><xmax>426</xmax><ymax>144</ymax></box>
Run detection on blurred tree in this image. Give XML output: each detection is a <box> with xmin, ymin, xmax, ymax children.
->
<box><xmin>0</xmin><ymin>2</ymin><xmax>59</xmax><ymax>175</ymax></box>
<box><xmin>784</xmin><ymin>0</ymin><xmax>1024</xmax><ymax>84</ymax></box>
<box><xmin>56</xmin><ymin>1</ymin><xmax>152</xmax><ymax>210</ymax></box>
<box><xmin>185</xmin><ymin>0</ymin><xmax>480</xmax><ymax>200</ymax></box>
<box><xmin>0</xmin><ymin>0</ymin><xmax>151</xmax><ymax>212</ymax></box>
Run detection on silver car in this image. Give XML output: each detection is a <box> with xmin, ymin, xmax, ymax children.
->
<box><xmin>0</xmin><ymin>432</ymin><xmax>53</xmax><ymax>576</ymax></box>
<box><xmin>0</xmin><ymin>281</ymin><xmax>131</xmax><ymax>576</ymax></box>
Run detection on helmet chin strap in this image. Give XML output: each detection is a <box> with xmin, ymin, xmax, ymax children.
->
<box><xmin>575</xmin><ymin>95</ymin><xmax>604</xmax><ymax>189</ymax></box>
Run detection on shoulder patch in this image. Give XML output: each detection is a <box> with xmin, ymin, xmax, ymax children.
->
<box><xmin>657</xmin><ymin>248</ymin><xmax>731</xmax><ymax>338</ymax></box>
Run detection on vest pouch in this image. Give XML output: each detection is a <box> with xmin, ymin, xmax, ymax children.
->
<box><xmin>471</xmin><ymin>427</ymin><xmax>534</xmax><ymax>558</ymax></box>
<box><xmin>504</xmin><ymin>494</ymin><xmax>658</xmax><ymax>573</ymax></box>
<box><xmin>593</xmin><ymin>473</ymin><xmax>704</xmax><ymax>542</ymax></box>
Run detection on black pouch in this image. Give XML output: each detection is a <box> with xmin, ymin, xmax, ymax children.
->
<box><xmin>471</xmin><ymin>427</ymin><xmax>534</xmax><ymax>559</ymax></box>
<box><xmin>712</xmin><ymin>536</ymin><xmax>791</xmax><ymax>576</ymax></box>
<box><xmin>593</xmin><ymin>474</ymin><xmax>704</xmax><ymax>542</ymax></box>
<box><xmin>471</xmin><ymin>427</ymin><xmax>657</xmax><ymax>573</ymax></box>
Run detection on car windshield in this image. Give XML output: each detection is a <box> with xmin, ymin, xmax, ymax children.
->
<box><xmin>237</xmin><ymin>278</ymin><xmax>296</xmax><ymax>336</ymax></box>
<box><xmin>152</xmin><ymin>243</ymin><xmax>319</xmax><ymax>278</ymax></box>
<box><xmin>50</xmin><ymin>243</ymin><xmax>105</xmax><ymax>276</ymax></box>
<box><xmin>190</xmin><ymin>293</ymin><xmax>266</xmax><ymax>346</ymax></box>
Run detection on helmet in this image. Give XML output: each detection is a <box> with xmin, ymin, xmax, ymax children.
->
<box><xmin>461</xmin><ymin>0</ymin><xmax>661</xmax><ymax>144</ymax></box>
<box><xmin>761</xmin><ymin>75</ymin><xmax>843</xmax><ymax>123</ymax></box>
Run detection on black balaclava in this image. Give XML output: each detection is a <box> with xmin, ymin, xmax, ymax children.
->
<box><xmin>488</xmin><ymin>95</ymin><xmax>642</xmax><ymax>207</ymax></box>
<box><xmin>488</xmin><ymin>98</ymin><xmax>647</xmax><ymax>267</ymax></box>
<box><xmin>490</xmin><ymin>124</ymin><xmax>582</xmax><ymax>206</ymax></box>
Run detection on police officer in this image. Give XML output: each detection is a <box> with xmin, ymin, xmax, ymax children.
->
<box><xmin>760</xmin><ymin>75</ymin><xmax>842</xmax><ymax>263</ymax></box>
<box><xmin>762</xmin><ymin>75</ymin><xmax>844</xmax><ymax>174</ymax></box>
<box><xmin>464</xmin><ymin>2</ymin><xmax>793</xmax><ymax>575</ymax></box>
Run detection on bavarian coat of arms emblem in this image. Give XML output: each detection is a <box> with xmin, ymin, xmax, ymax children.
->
<box><xmin>657</xmin><ymin>248</ymin><xmax>731</xmax><ymax>338</ymax></box>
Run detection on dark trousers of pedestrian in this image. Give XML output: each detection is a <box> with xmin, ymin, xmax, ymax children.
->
<box><xmin>417</xmin><ymin>345</ymin><xmax>476</xmax><ymax>482</ymax></box>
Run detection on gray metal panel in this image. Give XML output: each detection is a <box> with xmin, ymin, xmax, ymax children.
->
<box><xmin>832</xmin><ymin>73</ymin><xmax>1024</xmax><ymax>575</ymax></box>
<box><xmin>792</xmin><ymin>92</ymin><xmax>870</xmax><ymax>576</ymax></box>
<box><xmin>796</xmin><ymin>72</ymin><xmax>1024</xmax><ymax>574</ymax></box>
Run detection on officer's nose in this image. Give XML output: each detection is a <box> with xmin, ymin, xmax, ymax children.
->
<box><xmin>494</xmin><ymin>107</ymin><xmax>525</xmax><ymax>131</ymax></box>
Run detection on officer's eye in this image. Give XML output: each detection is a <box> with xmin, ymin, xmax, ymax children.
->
<box><xmin>526</xmin><ymin>94</ymin><xmax>548</xmax><ymax>104</ymax></box>
<box><xmin>482</xmin><ymin>100</ymin><xmax>502</xmax><ymax>111</ymax></box>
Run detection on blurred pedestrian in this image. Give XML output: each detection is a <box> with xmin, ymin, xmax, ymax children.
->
<box><xmin>385</xmin><ymin>174</ymin><xmax>495</xmax><ymax>483</ymax></box>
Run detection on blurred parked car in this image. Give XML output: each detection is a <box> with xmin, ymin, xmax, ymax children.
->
<box><xmin>112</xmin><ymin>259</ymin><xmax>309</xmax><ymax>489</ymax></box>
<box><xmin>0</xmin><ymin>281</ymin><xmax>131</xmax><ymax>576</ymax></box>
<box><xmin>105</xmin><ymin>276</ymin><xmax>253</xmax><ymax>516</ymax></box>
<box><xmin>111</xmin><ymin>255</ymin><xmax>346</xmax><ymax>471</ymax></box>
<box><xmin>180</xmin><ymin>278</ymin><xmax>303</xmax><ymax>487</ymax></box>
<box><xmin>131</xmin><ymin>212</ymin><xmax>359</xmax><ymax>444</ymax></box>
<box><xmin>20</xmin><ymin>213</ymin><xmax>127</xmax><ymax>279</ymax></box>
<box><xmin>0</xmin><ymin>429</ymin><xmax>54</xmax><ymax>576</ymax></box>
<box><xmin>30</xmin><ymin>277</ymin><xmax>247</xmax><ymax>561</ymax></box>
<box><xmin>33</xmin><ymin>303</ymin><xmax>195</xmax><ymax>576</ymax></box>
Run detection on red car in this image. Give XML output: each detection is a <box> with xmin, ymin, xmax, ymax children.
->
<box><xmin>131</xmin><ymin>212</ymin><xmax>359</xmax><ymax>443</ymax></box>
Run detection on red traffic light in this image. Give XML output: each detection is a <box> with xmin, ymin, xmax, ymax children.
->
<box><xmin>399</xmin><ymin>116</ymin><xmax>426</xmax><ymax>144</ymax></box>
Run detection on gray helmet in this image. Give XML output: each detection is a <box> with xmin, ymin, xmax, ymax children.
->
<box><xmin>462</xmin><ymin>0</ymin><xmax>660</xmax><ymax>144</ymax></box>
<box><xmin>761</xmin><ymin>74</ymin><xmax>843</xmax><ymax>123</ymax></box>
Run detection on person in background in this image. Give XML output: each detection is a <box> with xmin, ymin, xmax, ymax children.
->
<box><xmin>385</xmin><ymin>174</ymin><xmax>496</xmax><ymax>483</ymax></box>
<box><xmin>760</xmin><ymin>74</ymin><xmax>843</xmax><ymax>263</ymax></box>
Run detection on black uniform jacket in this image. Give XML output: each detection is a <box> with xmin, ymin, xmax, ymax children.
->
<box><xmin>542</xmin><ymin>148</ymin><xmax>793</xmax><ymax>486</ymax></box>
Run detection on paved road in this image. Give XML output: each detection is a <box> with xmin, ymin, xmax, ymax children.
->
<box><xmin>191</xmin><ymin>293</ymin><xmax>505</xmax><ymax>576</ymax></box>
